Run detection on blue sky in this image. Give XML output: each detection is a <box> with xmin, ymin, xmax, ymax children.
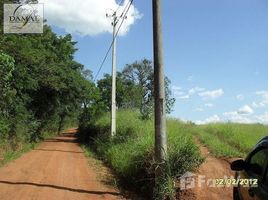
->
<box><xmin>45</xmin><ymin>0</ymin><xmax>268</xmax><ymax>124</ymax></box>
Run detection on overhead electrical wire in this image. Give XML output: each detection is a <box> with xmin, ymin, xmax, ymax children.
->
<box><xmin>93</xmin><ymin>0</ymin><xmax>134</xmax><ymax>82</ymax></box>
<box><xmin>115</xmin><ymin>0</ymin><xmax>125</xmax><ymax>13</ymax></box>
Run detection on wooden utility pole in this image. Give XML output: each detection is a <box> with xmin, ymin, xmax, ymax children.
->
<box><xmin>152</xmin><ymin>0</ymin><xmax>167</xmax><ymax>176</ymax></box>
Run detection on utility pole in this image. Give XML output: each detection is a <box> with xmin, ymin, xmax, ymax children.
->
<box><xmin>107</xmin><ymin>11</ymin><xmax>119</xmax><ymax>137</ymax></box>
<box><xmin>152</xmin><ymin>0</ymin><xmax>167</xmax><ymax>178</ymax></box>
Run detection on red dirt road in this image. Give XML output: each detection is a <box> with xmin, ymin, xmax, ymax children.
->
<box><xmin>193</xmin><ymin>141</ymin><xmax>234</xmax><ymax>200</ymax></box>
<box><xmin>0</xmin><ymin>129</ymin><xmax>124</xmax><ymax>200</ymax></box>
<box><xmin>180</xmin><ymin>138</ymin><xmax>235</xmax><ymax>200</ymax></box>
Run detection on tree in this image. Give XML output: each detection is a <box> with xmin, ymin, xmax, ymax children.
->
<box><xmin>97</xmin><ymin>72</ymin><xmax>140</xmax><ymax>111</ymax></box>
<box><xmin>0</xmin><ymin>53</ymin><xmax>16</xmax><ymax>117</ymax></box>
<box><xmin>0</xmin><ymin>24</ymin><xmax>98</xmax><ymax>142</ymax></box>
<box><xmin>122</xmin><ymin>59</ymin><xmax>153</xmax><ymax>119</ymax></box>
<box><xmin>96</xmin><ymin>59</ymin><xmax>175</xmax><ymax>119</ymax></box>
<box><xmin>122</xmin><ymin>59</ymin><xmax>175</xmax><ymax>119</ymax></box>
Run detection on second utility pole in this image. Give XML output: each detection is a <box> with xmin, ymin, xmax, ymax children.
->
<box><xmin>111</xmin><ymin>12</ymin><xmax>118</xmax><ymax>137</ymax></box>
<box><xmin>152</xmin><ymin>0</ymin><xmax>167</xmax><ymax>178</ymax></box>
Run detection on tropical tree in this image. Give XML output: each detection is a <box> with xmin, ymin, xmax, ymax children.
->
<box><xmin>97</xmin><ymin>59</ymin><xmax>175</xmax><ymax>119</ymax></box>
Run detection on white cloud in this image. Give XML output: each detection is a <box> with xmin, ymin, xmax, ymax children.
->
<box><xmin>178</xmin><ymin>95</ymin><xmax>190</xmax><ymax>99</ymax></box>
<box><xmin>256</xmin><ymin>91</ymin><xmax>268</xmax><ymax>99</ymax></box>
<box><xmin>193</xmin><ymin>108</ymin><xmax>204</xmax><ymax>112</ymax></box>
<box><xmin>173</xmin><ymin>86</ymin><xmax>205</xmax><ymax>100</ymax></box>
<box><xmin>238</xmin><ymin>105</ymin><xmax>254</xmax><ymax>115</ymax></box>
<box><xmin>172</xmin><ymin>85</ymin><xmax>186</xmax><ymax>98</ymax></box>
<box><xmin>223</xmin><ymin>112</ymin><xmax>253</xmax><ymax>124</ymax></box>
<box><xmin>187</xmin><ymin>76</ymin><xmax>194</xmax><ymax>81</ymax></box>
<box><xmin>222</xmin><ymin>111</ymin><xmax>268</xmax><ymax>124</ymax></box>
<box><xmin>172</xmin><ymin>86</ymin><xmax>182</xmax><ymax>91</ymax></box>
<box><xmin>223</xmin><ymin>105</ymin><xmax>256</xmax><ymax>123</ymax></box>
<box><xmin>174</xmin><ymin>91</ymin><xmax>185</xmax><ymax>96</ymax></box>
<box><xmin>252</xmin><ymin>101</ymin><xmax>266</xmax><ymax>108</ymax></box>
<box><xmin>204</xmin><ymin>103</ymin><xmax>214</xmax><ymax>108</ymax></box>
<box><xmin>188</xmin><ymin>87</ymin><xmax>205</xmax><ymax>95</ymax></box>
<box><xmin>253</xmin><ymin>91</ymin><xmax>268</xmax><ymax>108</ymax></box>
<box><xmin>177</xmin><ymin>87</ymin><xmax>205</xmax><ymax>100</ymax></box>
<box><xmin>40</xmin><ymin>0</ymin><xmax>142</xmax><ymax>36</ymax></box>
<box><xmin>196</xmin><ymin>115</ymin><xmax>220</xmax><ymax>125</ymax></box>
<box><xmin>174</xmin><ymin>86</ymin><xmax>223</xmax><ymax>101</ymax></box>
<box><xmin>236</xmin><ymin>94</ymin><xmax>244</xmax><ymax>101</ymax></box>
<box><xmin>256</xmin><ymin>112</ymin><xmax>268</xmax><ymax>124</ymax></box>
<box><xmin>199</xmin><ymin>89</ymin><xmax>224</xmax><ymax>100</ymax></box>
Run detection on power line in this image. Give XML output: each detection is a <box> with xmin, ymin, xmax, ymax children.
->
<box><xmin>94</xmin><ymin>0</ymin><xmax>132</xmax><ymax>82</ymax></box>
<box><xmin>93</xmin><ymin>0</ymin><xmax>133</xmax><ymax>82</ymax></box>
<box><xmin>115</xmin><ymin>0</ymin><xmax>125</xmax><ymax>13</ymax></box>
<box><xmin>118</xmin><ymin>0</ymin><xmax>130</xmax><ymax>18</ymax></box>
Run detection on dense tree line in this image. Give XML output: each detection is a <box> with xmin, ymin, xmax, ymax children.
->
<box><xmin>0</xmin><ymin>24</ymin><xmax>98</xmax><ymax>148</ymax></box>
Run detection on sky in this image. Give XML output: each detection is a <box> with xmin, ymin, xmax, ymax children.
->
<box><xmin>41</xmin><ymin>0</ymin><xmax>268</xmax><ymax>124</ymax></box>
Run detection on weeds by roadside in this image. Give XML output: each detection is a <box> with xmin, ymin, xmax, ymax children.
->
<box><xmin>79</xmin><ymin>110</ymin><xmax>204</xmax><ymax>199</ymax></box>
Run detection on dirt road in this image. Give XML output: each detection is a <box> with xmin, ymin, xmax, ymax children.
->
<box><xmin>193</xmin><ymin>141</ymin><xmax>234</xmax><ymax>200</ymax></box>
<box><xmin>180</xmin><ymin>138</ymin><xmax>235</xmax><ymax>200</ymax></box>
<box><xmin>0</xmin><ymin>129</ymin><xmax>124</xmax><ymax>200</ymax></box>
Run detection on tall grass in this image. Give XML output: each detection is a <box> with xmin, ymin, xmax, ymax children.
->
<box><xmin>192</xmin><ymin>123</ymin><xmax>268</xmax><ymax>157</ymax></box>
<box><xmin>79</xmin><ymin>110</ymin><xmax>203</xmax><ymax>199</ymax></box>
<box><xmin>0</xmin><ymin>121</ymin><xmax>75</xmax><ymax>167</ymax></box>
<box><xmin>0</xmin><ymin>143</ymin><xmax>36</xmax><ymax>167</ymax></box>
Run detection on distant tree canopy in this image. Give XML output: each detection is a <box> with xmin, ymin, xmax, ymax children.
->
<box><xmin>97</xmin><ymin>59</ymin><xmax>175</xmax><ymax>119</ymax></box>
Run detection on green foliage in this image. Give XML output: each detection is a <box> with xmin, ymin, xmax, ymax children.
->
<box><xmin>0</xmin><ymin>143</ymin><xmax>36</xmax><ymax>167</ymax></box>
<box><xmin>79</xmin><ymin>110</ymin><xmax>203</xmax><ymax>199</ymax></box>
<box><xmin>0</xmin><ymin>24</ymin><xmax>99</xmax><ymax>157</ymax></box>
<box><xmin>97</xmin><ymin>59</ymin><xmax>175</xmax><ymax>120</ymax></box>
<box><xmin>122</xmin><ymin>59</ymin><xmax>154</xmax><ymax>118</ymax></box>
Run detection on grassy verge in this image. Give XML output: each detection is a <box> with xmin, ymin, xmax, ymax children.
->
<box><xmin>0</xmin><ymin>127</ymin><xmax>71</xmax><ymax>167</ymax></box>
<box><xmin>192</xmin><ymin>123</ymin><xmax>268</xmax><ymax>158</ymax></box>
<box><xmin>79</xmin><ymin>110</ymin><xmax>204</xmax><ymax>200</ymax></box>
<box><xmin>0</xmin><ymin>143</ymin><xmax>37</xmax><ymax>167</ymax></box>
<box><xmin>81</xmin><ymin>144</ymin><xmax>120</xmax><ymax>190</ymax></box>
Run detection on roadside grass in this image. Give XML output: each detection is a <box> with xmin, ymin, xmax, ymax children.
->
<box><xmin>79</xmin><ymin>110</ymin><xmax>204</xmax><ymax>200</ymax></box>
<box><xmin>0</xmin><ymin>142</ymin><xmax>36</xmax><ymax>167</ymax></box>
<box><xmin>192</xmin><ymin>123</ymin><xmax>268</xmax><ymax>158</ymax></box>
<box><xmin>81</xmin><ymin>144</ymin><xmax>120</xmax><ymax>190</ymax></box>
<box><xmin>81</xmin><ymin>144</ymin><xmax>104</xmax><ymax>170</ymax></box>
<box><xmin>0</xmin><ymin>128</ymin><xmax>72</xmax><ymax>167</ymax></box>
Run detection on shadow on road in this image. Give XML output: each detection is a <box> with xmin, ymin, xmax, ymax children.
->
<box><xmin>0</xmin><ymin>180</ymin><xmax>122</xmax><ymax>196</ymax></box>
<box><xmin>34</xmin><ymin>149</ymin><xmax>83</xmax><ymax>154</ymax></box>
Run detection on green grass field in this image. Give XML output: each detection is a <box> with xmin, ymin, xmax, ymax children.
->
<box><xmin>192</xmin><ymin>123</ymin><xmax>268</xmax><ymax>158</ymax></box>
